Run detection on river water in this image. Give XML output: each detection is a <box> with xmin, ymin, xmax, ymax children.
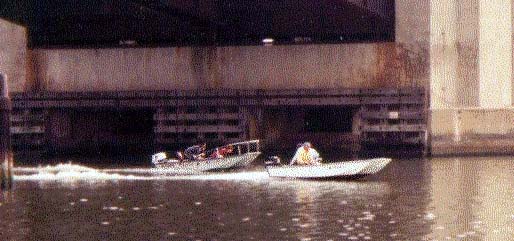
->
<box><xmin>1</xmin><ymin>156</ymin><xmax>514</xmax><ymax>241</ymax></box>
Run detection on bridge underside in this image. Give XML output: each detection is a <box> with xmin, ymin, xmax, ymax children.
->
<box><xmin>3</xmin><ymin>0</ymin><xmax>394</xmax><ymax>47</ymax></box>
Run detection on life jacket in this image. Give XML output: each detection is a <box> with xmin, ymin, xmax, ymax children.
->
<box><xmin>298</xmin><ymin>149</ymin><xmax>312</xmax><ymax>164</ymax></box>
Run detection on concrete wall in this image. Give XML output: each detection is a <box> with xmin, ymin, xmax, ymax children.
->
<box><xmin>395</xmin><ymin>0</ymin><xmax>431</xmax><ymax>96</ymax></box>
<box><xmin>430</xmin><ymin>0</ymin><xmax>480</xmax><ymax>108</ymax></box>
<box><xmin>394</xmin><ymin>0</ymin><xmax>514</xmax><ymax>156</ymax></box>
<box><xmin>31</xmin><ymin>42</ymin><xmax>424</xmax><ymax>92</ymax></box>
<box><xmin>0</xmin><ymin>18</ymin><xmax>27</xmax><ymax>92</ymax></box>
<box><xmin>420</xmin><ymin>0</ymin><xmax>514</xmax><ymax>155</ymax></box>
<box><xmin>431</xmin><ymin>108</ymin><xmax>514</xmax><ymax>155</ymax></box>
<box><xmin>478</xmin><ymin>0</ymin><xmax>512</xmax><ymax>107</ymax></box>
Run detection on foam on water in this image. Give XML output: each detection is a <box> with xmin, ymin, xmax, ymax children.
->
<box><xmin>13</xmin><ymin>163</ymin><xmax>270</xmax><ymax>182</ymax></box>
<box><xmin>15</xmin><ymin>163</ymin><xmax>96</xmax><ymax>174</ymax></box>
<box><xmin>14</xmin><ymin>163</ymin><xmax>151</xmax><ymax>181</ymax></box>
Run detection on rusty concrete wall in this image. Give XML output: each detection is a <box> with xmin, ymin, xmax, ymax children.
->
<box><xmin>0</xmin><ymin>18</ymin><xmax>27</xmax><ymax>92</ymax></box>
<box><xmin>395</xmin><ymin>1</ymin><xmax>480</xmax><ymax>106</ymax></box>
<box><xmin>31</xmin><ymin>42</ymin><xmax>425</xmax><ymax>92</ymax></box>
<box><xmin>395</xmin><ymin>0</ymin><xmax>430</xmax><ymax>95</ymax></box>
<box><xmin>395</xmin><ymin>0</ymin><xmax>513</xmax><ymax>156</ymax></box>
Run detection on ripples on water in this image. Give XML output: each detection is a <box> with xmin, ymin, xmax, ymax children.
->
<box><xmin>1</xmin><ymin>157</ymin><xmax>514</xmax><ymax>240</ymax></box>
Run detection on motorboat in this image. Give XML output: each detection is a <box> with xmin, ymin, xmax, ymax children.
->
<box><xmin>265</xmin><ymin>157</ymin><xmax>392</xmax><ymax>179</ymax></box>
<box><xmin>356</xmin><ymin>157</ymin><xmax>393</xmax><ymax>176</ymax></box>
<box><xmin>151</xmin><ymin>140</ymin><xmax>261</xmax><ymax>175</ymax></box>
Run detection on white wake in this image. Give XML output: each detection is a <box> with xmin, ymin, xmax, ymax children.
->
<box><xmin>13</xmin><ymin>163</ymin><xmax>269</xmax><ymax>181</ymax></box>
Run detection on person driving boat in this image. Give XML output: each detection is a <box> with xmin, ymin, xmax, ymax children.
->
<box><xmin>184</xmin><ymin>143</ymin><xmax>207</xmax><ymax>161</ymax></box>
<box><xmin>289</xmin><ymin>142</ymin><xmax>322</xmax><ymax>165</ymax></box>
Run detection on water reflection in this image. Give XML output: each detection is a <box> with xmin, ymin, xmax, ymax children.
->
<box><xmin>265</xmin><ymin>180</ymin><xmax>391</xmax><ymax>240</ymax></box>
<box><xmin>1</xmin><ymin>189</ymin><xmax>15</xmax><ymax>203</ymax></box>
<box><xmin>426</xmin><ymin>157</ymin><xmax>514</xmax><ymax>241</ymax></box>
<box><xmin>265</xmin><ymin>179</ymin><xmax>392</xmax><ymax>203</ymax></box>
<box><xmin>1</xmin><ymin>158</ymin><xmax>514</xmax><ymax>240</ymax></box>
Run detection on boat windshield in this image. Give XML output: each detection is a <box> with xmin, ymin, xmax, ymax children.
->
<box><xmin>204</xmin><ymin>140</ymin><xmax>260</xmax><ymax>159</ymax></box>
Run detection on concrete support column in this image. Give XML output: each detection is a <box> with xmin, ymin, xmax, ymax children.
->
<box><xmin>424</xmin><ymin>0</ymin><xmax>514</xmax><ymax>155</ymax></box>
<box><xmin>430</xmin><ymin>0</ymin><xmax>459</xmax><ymax>108</ymax></box>
<box><xmin>478</xmin><ymin>0</ymin><xmax>512</xmax><ymax>108</ymax></box>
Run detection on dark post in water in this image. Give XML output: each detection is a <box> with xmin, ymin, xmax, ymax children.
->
<box><xmin>0</xmin><ymin>73</ymin><xmax>13</xmax><ymax>189</ymax></box>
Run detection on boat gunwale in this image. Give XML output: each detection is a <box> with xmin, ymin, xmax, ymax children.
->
<box><xmin>155</xmin><ymin>151</ymin><xmax>262</xmax><ymax>168</ymax></box>
<box><xmin>265</xmin><ymin>157</ymin><xmax>392</xmax><ymax>179</ymax></box>
<box><xmin>266</xmin><ymin>157</ymin><xmax>391</xmax><ymax>170</ymax></box>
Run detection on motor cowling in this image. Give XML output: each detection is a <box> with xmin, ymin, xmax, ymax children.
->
<box><xmin>265</xmin><ymin>156</ymin><xmax>282</xmax><ymax>166</ymax></box>
<box><xmin>152</xmin><ymin>152</ymin><xmax>167</xmax><ymax>165</ymax></box>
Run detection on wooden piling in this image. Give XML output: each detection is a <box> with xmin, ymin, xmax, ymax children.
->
<box><xmin>0</xmin><ymin>73</ymin><xmax>13</xmax><ymax>189</ymax></box>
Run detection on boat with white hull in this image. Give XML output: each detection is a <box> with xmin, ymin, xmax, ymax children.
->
<box><xmin>357</xmin><ymin>158</ymin><xmax>392</xmax><ymax>175</ymax></box>
<box><xmin>265</xmin><ymin>157</ymin><xmax>392</xmax><ymax>179</ymax></box>
<box><xmin>152</xmin><ymin>140</ymin><xmax>261</xmax><ymax>175</ymax></box>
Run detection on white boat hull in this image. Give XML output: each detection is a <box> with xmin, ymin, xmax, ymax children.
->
<box><xmin>266</xmin><ymin>158</ymin><xmax>392</xmax><ymax>179</ymax></box>
<box><xmin>232</xmin><ymin>154</ymin><xmax>259</xmax><ymax>168</ymax></box>
<box><xmin>154</xmin><ymin>152</ymin><xmax>261</xmax><ymax>175</ymax></box>
<box><xmin>357</xmin><ymin>158</ymin><xmax>392</xmax><ymax>175</ymax></box>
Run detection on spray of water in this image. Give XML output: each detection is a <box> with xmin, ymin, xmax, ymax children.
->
<box><xmin>13</xmin><ymin>163</ymin><xmax>270</xmax><ymax>182</ymax></box>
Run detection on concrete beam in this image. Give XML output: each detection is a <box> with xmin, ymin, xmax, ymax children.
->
<box><xmin>430</xmin><ymin>0</ymin><xmax>459</xmax><ymax>108</ymax></box>
<box><xmin>32</xmin><ymin>42</ymin><xmax>426</xmax><ymax>91</ymax></box>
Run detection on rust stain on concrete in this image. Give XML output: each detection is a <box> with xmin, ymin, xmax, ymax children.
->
<box><xmin>374</xmin><ymin>42</ymin><xmax>429</xmax><ymax>89</ymax></box>
<box><xmin>374</xmin><ymin>42</ymin><xmax>397</xmax><ymax>88</ymax></box>
<box><xmin>31</xmin><ymin>42</ymin><xmax>433</xmax><ymax>92</ymax></box>
<box><xmin>191</xmin><ymin>47</ymin><xmax>221</xmax><ymax>89</ymax></box>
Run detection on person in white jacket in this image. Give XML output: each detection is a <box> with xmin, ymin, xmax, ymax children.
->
<box><xmin>290</xmin><ymin>142</ymin><xmax>322</xmax><ymax>165</ymax></box>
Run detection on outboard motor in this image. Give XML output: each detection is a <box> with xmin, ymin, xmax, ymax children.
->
<box><xmin>265</xmin><ymin>156</ymin><xmax>282</xmax><ymax>166</ymax></box>
<box><xmin>151</xmin><ymin>152</ymin><xmax>167</xmax><ymax>165</ymax></box>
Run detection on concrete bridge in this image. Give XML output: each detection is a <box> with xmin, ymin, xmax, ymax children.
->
<box><xmin>2</xmin><ymin>0</ymin><xmax>514</xmax><ymax>157</ymax></box>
